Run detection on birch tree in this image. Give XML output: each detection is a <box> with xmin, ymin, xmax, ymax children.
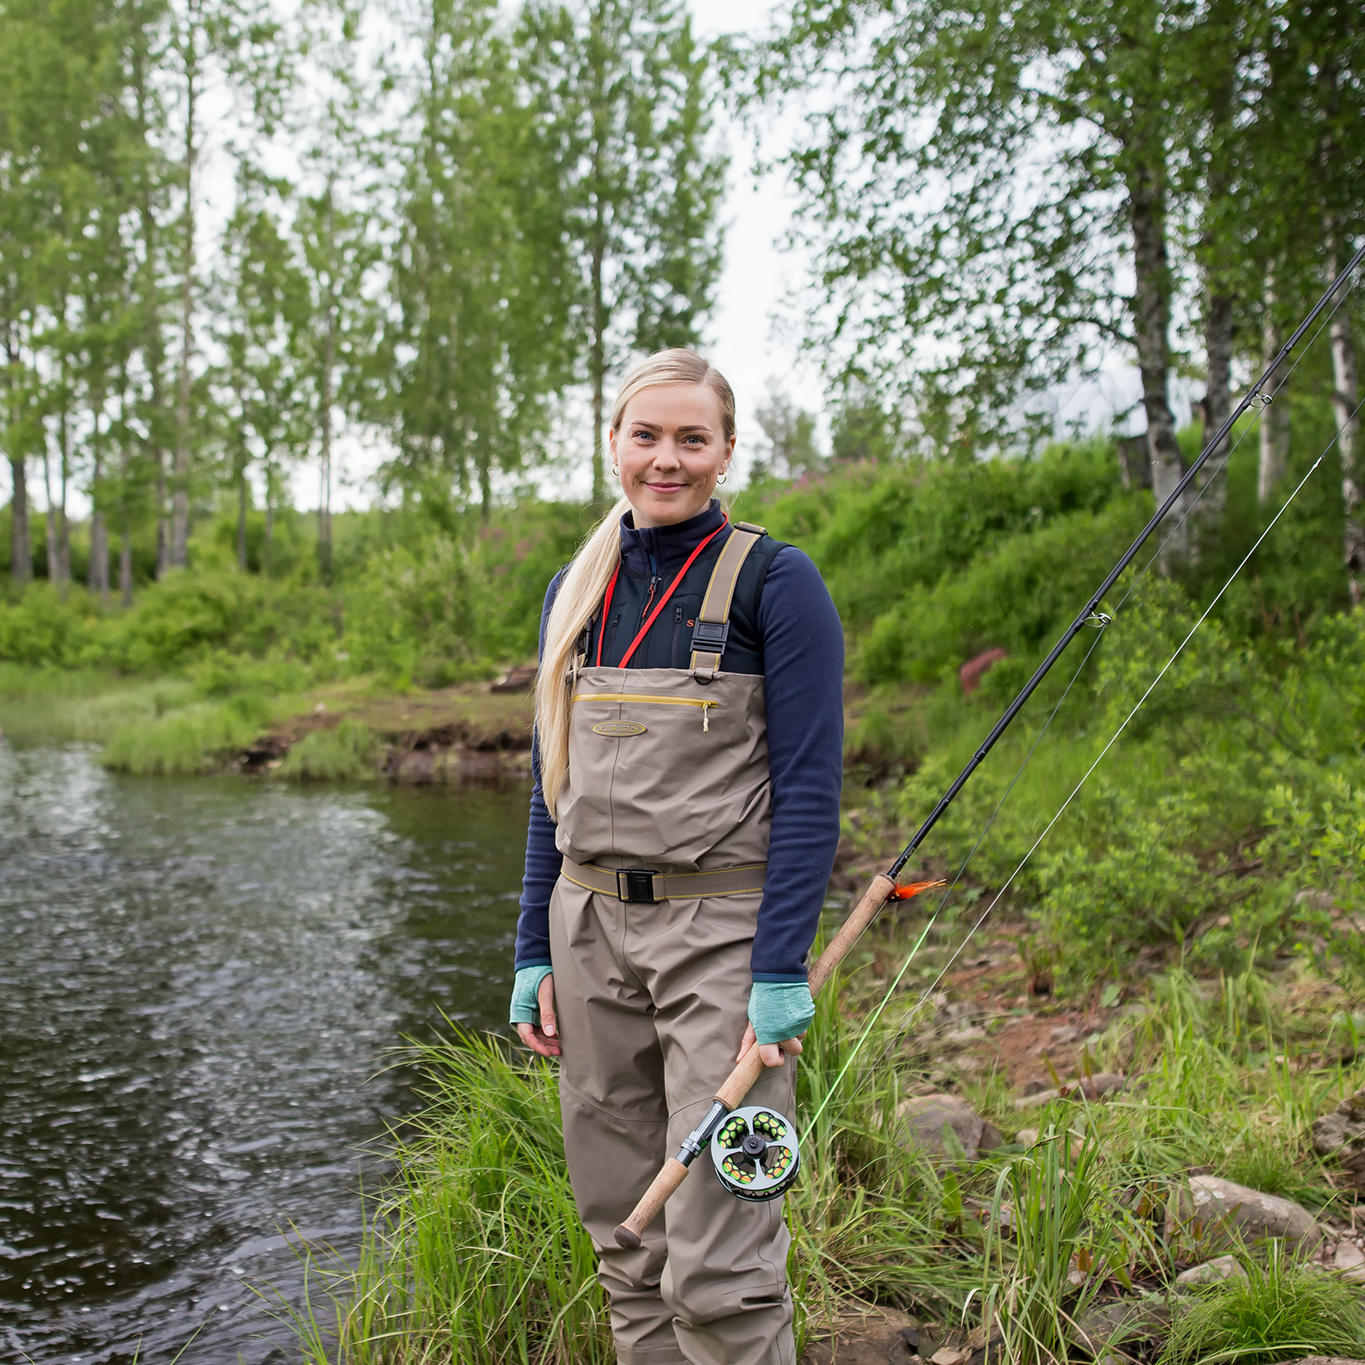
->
<box><xmin>766</xmin><ymin>0</ymin><xmax>1238</xmax><ymax>560</ymax></box>
<box><xmin>521</xmin><ymin>0</ymin><xmax>726</xmax><ymax>503</ymax></box>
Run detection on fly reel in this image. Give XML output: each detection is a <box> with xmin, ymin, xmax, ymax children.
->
<box><xmin>710</xmin><ymin>1106</ymin><xmax>800</xmax><ymax>1201</ymax></box>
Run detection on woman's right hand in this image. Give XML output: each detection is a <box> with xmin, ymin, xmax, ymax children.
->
<box><xmin>514</xmin><ymin>970</ymin><xmax>561</xmax><ymax>1058</ymax></box>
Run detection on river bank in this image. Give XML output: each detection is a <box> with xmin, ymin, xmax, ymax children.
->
<box><xmin>0</xmin><ymin>664</ymin><xmax>539</xmax><ymax>782</ymax></box>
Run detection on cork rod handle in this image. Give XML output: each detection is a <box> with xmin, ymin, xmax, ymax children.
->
<box><xmin>612</xmin><ymin>872</ymin><xmax>897</xmax><ymax>1249</ymax></box>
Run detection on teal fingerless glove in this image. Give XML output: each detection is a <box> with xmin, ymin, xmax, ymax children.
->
<box><xmin>748</xmin><ymin>980</ymin><xmax>815</xmax><ymax>1046</ymax></box>
<box><xmin>509</xmin><ymin>964</ymin><xmax>553</xmax><ymax>1026</ymax></box>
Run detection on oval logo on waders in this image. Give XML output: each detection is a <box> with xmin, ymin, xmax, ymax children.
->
<box><xmin>591</xmin><ymin>720</ymin><xmax>647</xmax><ymax>738</ymax></box>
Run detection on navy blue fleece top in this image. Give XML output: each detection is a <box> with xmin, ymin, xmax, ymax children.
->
<box><xmin>513</xmin><ymin>502</ymin><xmax>844</xmax><ymax>981</ymax></box>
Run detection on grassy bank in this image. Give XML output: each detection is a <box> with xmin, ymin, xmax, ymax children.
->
<box><xmin>0</xmin><ymin>662</ymin><xmax>535</xmax><ymax>780</ymax></box>
<box><xmin>274</xmin><ymin>960</ymin><xmax>1365</xmax><ymax>1363</ymax></box>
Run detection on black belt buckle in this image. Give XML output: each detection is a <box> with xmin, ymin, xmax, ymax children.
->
<box><xmin>617</xmin><ymin>869</ymin><xmax>659</xmax><ymax>903</ymax></box>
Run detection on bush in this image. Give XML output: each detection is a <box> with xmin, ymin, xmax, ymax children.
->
<box><xmin>277</xmin><ymin>721</ymin><xmax>377</xmax><ymax>782</ymax></box>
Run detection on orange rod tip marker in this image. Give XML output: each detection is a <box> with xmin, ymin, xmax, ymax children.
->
<box><xmin>891</xmin><ymin>878</ymin><xmax>946</xmax><ymax>900</ymax></box>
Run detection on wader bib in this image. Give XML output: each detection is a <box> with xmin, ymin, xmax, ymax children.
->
<box><xmin>548</xmin><ymin>525</ymin><xmax>798</xmax><ymax>1365</ymax></box>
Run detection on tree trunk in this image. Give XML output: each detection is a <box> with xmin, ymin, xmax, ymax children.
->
<box><xmin>1128</xmin><ymin>163</ymin><xmax>1188</xmax><ymax>567</ymax></box>
<box><xmin>9</xmin><ymin>457</ymin><xmax>30</xmax><ymax>583</ymax></box>
<box><xmin>319</xmin><ymin>200</ymin><xmax>335</xmax><ymax>584</ymax></box>
<box><xmin>263</xmin><ymin>461</ymin><xmax>275</xmax><ymax>577</ymax></box>
<box><xmin>89</xmin><ymin>512</ymin><xmax>109</xmax><ymax>601</ymax></box>
<box><xmin>588</xmin><ymin>25</ymin><xmax>609</xmax><ymax>508</ymax></box>
<box><xmin>88</xmin><ymin>409</ymin><xmax>110</xmax><ymax>603</ymax></box>
<box><xmin>42</xmin><ymin>451</ymin><xmax>59</xmax><ymax>585</ymax></box>
<box><xmin>119</xmin><ymin>526</ymin><xmax>134</xmax><ymax>607</ymax></box>
<box><xmin>1257</xmin><ymin>275</ymin><xmax>1291</xmax><ymax>506</ymax></box>
<box><xmin>1197</xmin><ymin>288</ymin><xmax>1234</xmax><ymax>550</ymax></box>
<box><xmin>1326</xmin><ymin>233</ymin><xmax>1363</xmax><ymax>606</ymax></box>
<box><xmin>134</xmin><ymin>44</ymin><xmax>169</xmax><ymax>580</ymax></box>
<box><xmin>170</xmin><ymin>23</ymin><xmax>198</xmax><ymax>570</ymax></box>
<box><xmin>590</xmin><ymin>207</ymin><xmax>607</xmax><ymax>506</ymax></box>
<box><xmin>54</xmin><ymin>374</ymin><xmax>72</xmax><ymax>590</ymax></box>
<box><xmin>237</xmin><ymin>467</ymin><xmax>249</xmax><ymax>572</ymax></box>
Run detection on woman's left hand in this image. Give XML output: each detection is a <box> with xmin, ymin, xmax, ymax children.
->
<box><xmin>742</xmin><ymin>979</ymin><xmax>814</xmax><ymax>1066</ymax></box>
<box><xmin>736</xmin><ymin>1021</ymin><xmax>803</xmax><ymax>1068</ymax></box>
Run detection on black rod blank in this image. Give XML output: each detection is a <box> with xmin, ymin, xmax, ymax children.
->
<box><xmin>888</xmin><ymin>243</ymin><xmax>1365</xmax><ymax>880</ymax></box>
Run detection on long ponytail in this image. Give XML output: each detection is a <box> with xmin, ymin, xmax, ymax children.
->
<box><xmin>535</xmin><ymin>497</ymin><xmax>630</xmax><ymax>818</ymax></box>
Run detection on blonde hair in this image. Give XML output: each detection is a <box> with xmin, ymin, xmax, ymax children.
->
<box><xmin>535</xmin><ymin>349</ymin><xmax>735</xmax><ymax>817</ymax></box>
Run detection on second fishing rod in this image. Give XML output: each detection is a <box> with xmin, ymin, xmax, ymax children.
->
<box><xmin>613</xmin><ymin>241</ymin><xmax>1365</xmax><ymax>1250</ymax></box>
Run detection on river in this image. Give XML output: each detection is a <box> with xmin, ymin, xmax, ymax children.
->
<box><xmin>0</xmin><ymin>741</ymin><xmax>528</xmax><ymax>1364</ymax></box>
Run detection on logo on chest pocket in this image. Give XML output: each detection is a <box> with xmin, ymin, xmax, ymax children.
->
<box><xmin>591</xmin><ymin>720</ymin><xmax>648</xmax><ymax>738</ymax></box>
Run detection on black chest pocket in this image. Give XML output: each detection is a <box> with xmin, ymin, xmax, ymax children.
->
<box><xmin>665</xmin><ymin>593</ymin><xmax>705</xmax><ymax>667</ymax></box>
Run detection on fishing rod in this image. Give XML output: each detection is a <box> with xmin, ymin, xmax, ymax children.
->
<box><xmin>613</xmin><ymin>243</ymin><xmax>1365</xmax><ymax>1250</ymax></box>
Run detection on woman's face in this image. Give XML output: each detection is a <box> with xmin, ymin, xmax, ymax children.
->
<box><xmin>610</xmin><ymin>383</ymin><xmax>735</xmax><ymax>529</ymax></box>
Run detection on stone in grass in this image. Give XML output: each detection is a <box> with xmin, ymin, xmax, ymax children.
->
<box><xmin>1071</xmin><ymin>1296</ymin><xmax>1171</xmax><ymax>1355</ymax></box>
<box><xmin>1333</xmin><ymin>1241</ymin><xmax>1365</xmax><ymax>1283</ymax></box>
<box><xmin>1312</xmin><ymin>1088</ymin><xmax>1365</xmax><ymax>1194</ymax></box>
<box><xmin>798</xmin><ymin>1305</ymin><xmax>918</xmax><ymax>1365</ymax></box>
<box><xmin>893</xmin><ymin>1094</ymin><xmax>1003</xmax><ymax>1161</ymax></box>
<box><xmin>1265</xmin><ymin>1359</ymin><xmax>1365</xmax><ymax>1365</ymax></box>
<box><xmin>1165</xmin><ymin>1175</ymin><xmax>1327</xmax><ymax>1256</ymax></box>
<box><xmin>1014</xmin><ymin>1072</ymin><xmax>1128</xmax><ymax>1109</ymax></box>
<box><xmin>1176</xmin><ymin>1254</ymin><xmax>1247</xmax><ymax>1286</ymax></box>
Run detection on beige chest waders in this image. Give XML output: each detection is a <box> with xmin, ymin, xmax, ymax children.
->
<box><xmin>547</xmin><ymin>525</ymin><xmax>798</xmax><ymax>1365</ymax></box>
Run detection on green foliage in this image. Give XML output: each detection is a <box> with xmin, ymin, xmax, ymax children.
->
<box><xmin>290</xmin><ymin>1031</ymin><xmax>611</xmax><ymax>1364</ymax></box>
<box><xmin>101</xmin><ymin>693</ymin><xmax>276</xmax><ymax>776</ymax></box>
<box><xmin>1260</xmin><ymin>776</ymin><xmax>1365</xmax><ymax>992</ymax></box>
<box><xmin>1159</xmin><ymin>1241</ymin><xmax>1365</xmax><ymax>1364</ymax></box>
<box><xmin>0</xmin><ymin>582</ymin><xmax>100</xmax><ymax>668</ymax></box>
<box><xmin>739</xmin><ymin>439</ymin><xmax>1146</xmax><ymax>690</ymax></box>
<box><xmin>1032</xmin><ymin>780</ymin><xmax>1222</xmax><ymax>985</ymax></box>
<box><xmin>276</xmin><ymin>720</ymin><xmax>376</xmax><ymax>782</ymax></box>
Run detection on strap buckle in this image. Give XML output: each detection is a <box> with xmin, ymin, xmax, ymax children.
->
<box><xmin>690</xmin><ymin>619</ymin><xmax>730</xmax><ymax>653</ymax></box>
<box><xmin>616</xmin><ymin>869</ymin><xmax>660</xmax><ymax>903</ymax></box>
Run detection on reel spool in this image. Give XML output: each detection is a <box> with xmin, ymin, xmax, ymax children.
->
<box><xmin>710</xmin><ymin>1106</ymin><xmax>800</xmax><ymax>1201</ymax></box>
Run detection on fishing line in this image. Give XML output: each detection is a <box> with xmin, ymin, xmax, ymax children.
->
<box><xmin>803</xmin><ymin>394</ymin><xmax>1363</xmax><ymax>1135</ymax></box>
<box><xmin>831</xmin><ymin>261</ymin><xmax>1365</xmax><ymax>1021</ymax></box>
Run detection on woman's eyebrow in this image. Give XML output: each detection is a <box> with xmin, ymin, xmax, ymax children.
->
<box><xmin>629</xmin><ymin>420</ymin><xmax>714</xmax><ymax>433</ymax></box>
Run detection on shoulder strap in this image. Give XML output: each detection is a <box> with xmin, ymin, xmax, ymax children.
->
<box><xmin>689</xmin><ymin>524</ymin><xmax>767</xmax><ymax>680</ymax></box>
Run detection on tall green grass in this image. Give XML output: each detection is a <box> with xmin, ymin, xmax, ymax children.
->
<box><xmin>1160</xmin><ymin>1240</ymin><xmax>1365</xmax><ymax>1363</ymax></box>
<box><xmin>287</xmin><ymin>1032</ymin><xmax>609</xmax><ymax>1365</ymax></box>
<box><xmin>101</xmin><ymin>693</ymin><xmax>280</xmax><ymax>776</ymax></box>
<box><xmin>275</xmin><ymin>964</ymin><xmax>1365</xmax><ymax>1364</ymax></box>
<box><xmin>277</xmin><ymin>721</ymin><xmax>378</xmax><ymax>782</ymax></box>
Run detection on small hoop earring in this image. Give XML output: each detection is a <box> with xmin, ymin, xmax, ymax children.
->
<box><xmin>611</xmin><ymin>464</ymin><xmax>619</xmax><ymax>476</ymax></box>
<box><xmin>717</xmin><ymin>471</ymin><xmax>728</xmax><ymax>485</ymax></box>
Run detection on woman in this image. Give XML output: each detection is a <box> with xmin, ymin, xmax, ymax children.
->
<box><xmin>509</xmin><ymin>348</ymin><xmax>843</xmax><ymax>1365</ymax></box>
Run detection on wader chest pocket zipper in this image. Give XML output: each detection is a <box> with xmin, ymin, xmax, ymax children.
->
<box><xmin>575</xmin><ymin>692</ymin><xmax>719</xmax><ymax>733</ymax></box>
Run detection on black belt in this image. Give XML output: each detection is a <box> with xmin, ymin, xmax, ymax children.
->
<box><xmin>560</xmin><ymin>857</ymin><xmax>766</xmax><ymax>903</ymax></box>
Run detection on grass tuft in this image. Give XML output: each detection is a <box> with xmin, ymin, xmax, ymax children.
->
<box><xmin>288</xmin><ymin>1030</ymin><xmax>611</xmax><ymax>1365</ymax></box>
<box><xmin>1159</xmin><ymin>1240</ymin><xmax>1365</xmax><ymax>1363</ymax></box>
<box><xmin>101</xmin><ymin>694</ymin><xmax>274</xmax><ymax>776</ymax></box>
<box><xmin>277</xmin><ymin>721</ymin><xmax>377</xmax><ymax>782</ymax></box>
